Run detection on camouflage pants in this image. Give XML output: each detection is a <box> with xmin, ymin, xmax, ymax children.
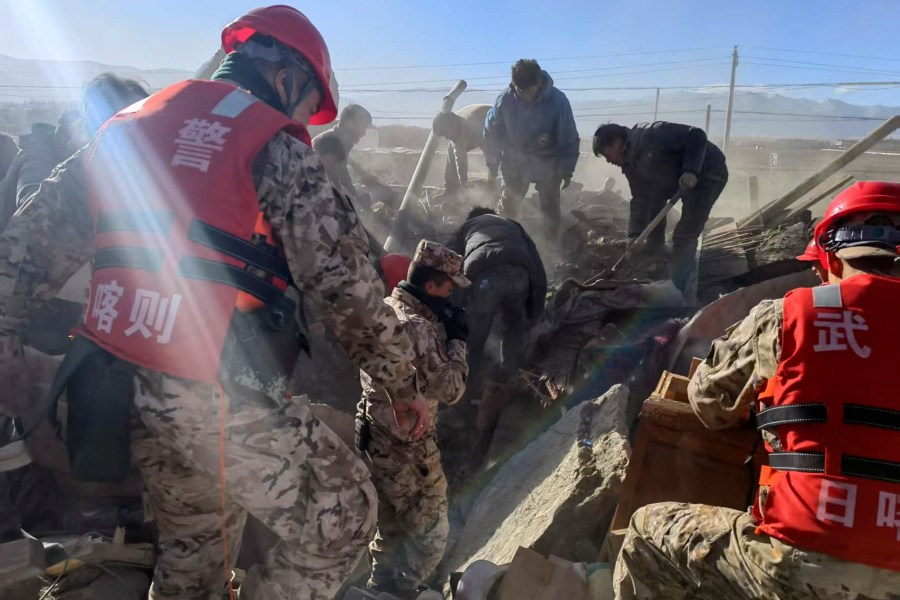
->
<box><xmin>614</xmin><ymin>502</ymin><xmax>900</xmax><ymax>600</ymax></box>
<box><xmin>130</xmin><ymin>368</ymin><xmax>378</xmax><ymax>600</ymax></box>
<box><xmin>367</xmin><ymin>425</ymin><xmax>449</xmax><ymax>592</ymax></box>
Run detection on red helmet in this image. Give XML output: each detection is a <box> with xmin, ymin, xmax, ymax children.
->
<box><xmin>381</xmin><ymin>254</ymin><xmax>412</xmax><ymax>290</ymax></box>
<box><xmin>796</xmin><ymin>238</ymin><xmax>827</xmax><ymax>273</ymax></box>
<box><xmin>221</xmin><ymin>5</ymin><xmax>337</xmax><ymax>125</ymax></box>
<box><xmin>815</xmin><ymin>181</ymin><xmax>900</xmax><ymax>252</ymax></box>
<box><xmin>796</xmin><ymin>239</ymin><xmax>819</xmax><ymax>262</ymax></box>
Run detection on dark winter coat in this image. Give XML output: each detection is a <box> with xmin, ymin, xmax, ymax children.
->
<box><xmin>456</xmin><ymin>214</ymin><xmax>547</xmax><ymax>319</ymax></box>
<box><xmin>622</xmin><ymin>121</ymin><xmax>728</xmax><ymax>205</ymax></box>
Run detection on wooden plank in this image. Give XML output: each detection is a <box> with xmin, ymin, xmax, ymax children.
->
<box><xmin>689</xmin><ymin>357</ymin><xmax>703</xmax><ymax>379</ymax></box>
<box><xmin>598</xmin><ymin>529</ymin><xmax>627</xmax><ymax>563</ymax></box>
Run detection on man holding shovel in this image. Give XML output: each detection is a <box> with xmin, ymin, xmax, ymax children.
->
<box><xmin>593</xmin><ymin>121</ymin><xmax>728</xmax><ymax>292</ymax></box>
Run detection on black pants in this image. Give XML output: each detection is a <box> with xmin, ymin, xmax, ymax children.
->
<box><xmin>628</xmin><ymin>175</ymin><xmax>727</xmax><ymax>292</ymax></box>
<box><xmin>499</xmin><ymin>173</ymin><xmax>562</xmax><ymax>239</ymax></box>
<box><xmin>463</xmin><ymin>265</ymin><xmax>530</xmax><ymax>394</ymax></box>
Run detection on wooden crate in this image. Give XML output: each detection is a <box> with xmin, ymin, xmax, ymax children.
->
<box><xmin>650</xmin><ymin>371</ymin><xmax>690</xmax><ymax>403</ymax></box>
<box><xmin>610</xmin><ymin>397</ymin><xmax>766</xmax><ymax>531</ymax></box>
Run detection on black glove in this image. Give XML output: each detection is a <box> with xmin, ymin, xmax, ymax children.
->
<box><xmin>442</xmin><ymin>307</ymin><xmax>469</xmax><ymax>342</ymax></box>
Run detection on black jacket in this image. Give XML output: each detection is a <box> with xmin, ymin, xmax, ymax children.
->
<box><xmin>622</xmin><ymin>121</ymin><xmax>728</xmax><ymax>204</ymax></box>
<box><xmin>455</xmin><ymin>214</ymin><xmax>547</xmax><ymax>319</ymax></box>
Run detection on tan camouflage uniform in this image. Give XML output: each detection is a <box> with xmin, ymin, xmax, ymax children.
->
<box><xmin>360</xmin><ymin>240</ymin><xmax>469</xmax><ymax>594</ymax></box>
<box><xmin>0</xmin><ymin>128</ymin><xmax>421</xmax><ymax>599</ymax></box>
<box><xmin>614</xmin><ymin>298</ymin><xmax>900</xmax><ymax>600</ymax></box>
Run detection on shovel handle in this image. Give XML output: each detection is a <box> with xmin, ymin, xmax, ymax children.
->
<box><xmin>610</xmin><ymin>190</ymin><xmax>685</xmax><ymax>273</ymax></box>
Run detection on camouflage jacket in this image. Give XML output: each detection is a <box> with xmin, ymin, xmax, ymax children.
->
<box><xmin>361</xmin><ymin>287</ymin><xmax>468</xmax><ymax>439</ymax></box>
<box><xmin>688</xmin><ymin>299</ymin><xmax>783</xmax><ymax>431</ymax></box>
<box><xmin>0</xmin><ymin>130</ymin><xmax>418</xmax><ymax>416</ymax></box>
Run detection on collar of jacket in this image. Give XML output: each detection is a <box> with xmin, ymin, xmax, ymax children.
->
<box><xmin>395</xmin><ymin>281</ymin><xmax>440</xmax><ymax>321</ymax></box>
<box><xmin>622</xmin><ymin>125</ymin><xmax>646</xmax><ymax>170</ymax></box>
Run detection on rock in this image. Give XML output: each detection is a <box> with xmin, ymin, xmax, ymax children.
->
<box><xmin>442</xmin><ymin>385</ymin><xmax>631</xmax><ymax>577</ymax></box>
<box><xmin>55</xmin><ymin>566</ymin><xmax>150</xmax><ymax>599</ymax></box>
<box><xmin>739</xmin><ymin>222</ymin><xmax>811</xmax><ymax>284</ymax></box>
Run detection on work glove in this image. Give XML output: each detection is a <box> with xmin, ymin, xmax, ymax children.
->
<box><xmin>561</xmin><ymin>175</ymin><xmax>572</xmax><ymax>190</ymax></box>
<box><xmin>679</xmin><ymin>171</ymin><xmax>698</xmax><ymax>190</ymax></box>
<box><xmin>442</xmin><ymin>308</ymin><xmax>469</xmax><ymax>342</ymax></box>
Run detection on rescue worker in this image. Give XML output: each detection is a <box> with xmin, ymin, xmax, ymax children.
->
<box><xmin>453</xmin><ymin>206</ymin><xmax>546</xmax><ymax>396</ymax></box>
<box><xmin>593</xmin><ymin>121</ymin><xmax>729</xmax><ymax>293</ymax></box>
<box><xmin>614</xmin><ymin>180</ymin><xmax>900</xmax><ymax>600</ymax></box>
<box><xmin>0</xmin><ymin>6</ymin><xmax>431</xmax><ymax>599</ymax></box>
<box><xmin>82</xmin><ymin>73</ymin><xmax>150</xmax><ymax>138</ymax></box>
<box><xmin>359</xmin><ymin>240</ymin><xmax>470</xmax><ymax>598</ymax></box>
<box><xmin>797</xmin><ymin>238</ymin><xmax>828</xmax><ymax>283</ymax></box>
<box><xmin>0</xmin><ymin>123</ymin><xmax>65</xmax><ymax>229</ymax></box>
<box><xmin>484</xmin><ymin>59</ymin><xmax>579</xmax><ymax>241</ymax></box>
<box><xmin>432</xmin><ymin>103</ymin><xmax>492</xmax><ymax>192</ymax></box>
<box><xmin>597</xmin><ymin>176</ymin><xmax>626</xmax><ymax>206</ymax></box>
<box><xmin>314</xmin><ymin>129</ymin><xmax>352</xmax><ymax>195</ymax></box>
<box><xmin>312</xmin><ymin>103</ymin><xmax>373</xmax><ymax>200</ymax></box>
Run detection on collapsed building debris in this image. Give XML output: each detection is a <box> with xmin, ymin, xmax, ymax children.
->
<box><xmin>442</xmin><ymin>385</ymin><xmax>630</xmax><ymax>580</ymax></box>
<box><xmin>4</xmin><ymin>52</ymin><xmax>898</xmax><ymax>599</ymax></box>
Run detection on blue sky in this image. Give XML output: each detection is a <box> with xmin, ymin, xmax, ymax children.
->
<box><xmin>2</xmin><ymin>0</ymin><xmax>900</xmax><ymax>109</ymax></box>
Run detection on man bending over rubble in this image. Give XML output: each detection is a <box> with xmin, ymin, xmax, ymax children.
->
<box><xmin>614</xmin><ymin>181</ymin><xmax>900</xmax><ymax>599</ymax></box>
<box><xmin>358</xmin><ymin>240</ymin><xmax>470</xmax><ymax>598</ymax></box>
<box><xmin>484</xmin><ymin>59</ymin><xmax>579</xmax><ymax>242</ymax></box>
<box><xmin>453</xmin><ymin>206</ymin><xmax>546</xmax><ymax>407</ymax></box>
<box><xmin>432</xmin><ymin>103</ymin><xmax>492</xmax><ymax>192</ymax></box>
<box><xmin>313</xmin><ymin>103</ymin><xmax>373</xmax><ymax>200</ymax></box>
<box><xmin>593</xmin><ymin>121</ymin><xmax>728</xmax><ymax>294</ymax></box>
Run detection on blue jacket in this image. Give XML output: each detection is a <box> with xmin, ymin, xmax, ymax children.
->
<box><xmin>483</xmin><ymin>71</ymin><xmax>580</xmax><ymax>182</ymax></box>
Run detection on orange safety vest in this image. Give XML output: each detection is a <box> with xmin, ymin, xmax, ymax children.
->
<box><xmin>76</xmin><ymin>79</ymin><xmax>307</xmax><ymax>383</ymax></box>
<box><xmin>752</xmin><ymin>275</ymin><xmax>900</xmax><ymax>571</ymax></box>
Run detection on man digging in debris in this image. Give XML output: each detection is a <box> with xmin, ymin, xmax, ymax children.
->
<box><xmin>312</xmin><ymin>103</ymin><xmax>373</xmax><ymax>201</ymax></box>
<box><xmin>0</xmin><ymin>6</ymin><xmax>433</xmax><ymax>599</ymax></box>
<box><xmin>614</xmin><ymin>181</ymin><xmax>900</xmax><ymax>599</ymax></box>
<box><xmin>452</xmin><ymin>206</ymin><xmax>546</xmax><ymax>436</ymax></box>
<box><xmin>484</xmin><ymin>59</ymin><xmax>580</xmax><ymax>243</ymax></box>
<box><xmin>432</xmin><ymin>103</ymin><xmax>492</xmax><ymax>193</ymax></box>
<box><xmin>593</xmin><ymin>121</ymin><xmax>728</xmax><ymax>294</ymax></box>
<box><xmin>358</xmin><ymin>240</ymin><xmax>470</xmax><ymax>598</ymax></box>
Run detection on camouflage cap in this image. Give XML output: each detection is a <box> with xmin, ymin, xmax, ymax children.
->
<box><xmin>413</xmin><ymin>239</ymin><xmax>471</xmax><ymax>287</ymax></box>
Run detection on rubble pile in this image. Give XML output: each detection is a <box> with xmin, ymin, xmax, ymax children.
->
<box><xmin>442</xmin><ymin>385</ymin><xmax>630</xmax><ymax>580</ymax></box>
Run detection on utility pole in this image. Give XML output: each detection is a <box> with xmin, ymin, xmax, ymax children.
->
<box><xmin>705</xmin><ymin>103</ymin><xmax>712</xmax><ymax>133</ymax></box>
<box><xmin>723</xmin><ymin>45</ymin><xmax>739</xmax><ymax>155</ymax></box>
<box><xmin>653</xmin><ymin>88</ymin><xmax>660</xmax><ymax>121</ymax></box>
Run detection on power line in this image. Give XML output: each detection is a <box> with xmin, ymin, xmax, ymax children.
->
<box><xmin>334</xmin><ymin>46</ymin><xmax>728</xmax><ymax>71</ymax></box>
<box><xmin>373</xmin><ymin>106</ymin><xmax>896</xmax><ymax>124</ymax></box>
<box><xmin>749</xmin><ymin>46</ymin><xmax>900</xmax><ymax>64</ymax></box>
<box><xmin>742</xmin><ymin>60</ymin><xmax>900</xmax><ymax>77</ymax></box>
<box><xmin>344</xmin><ymin>80</ymin><xmax>900</xmax><ymax>93</ymax></box>
<box><xmin>341</xmin><ymin>57</ymin><xmax>727</xmax><ymax>88</ymax></box>
<box><xmin>742</xmin><ymin>56</ymin><xmax>900</xmax><ymax>76</ymax></box>
<box><xmin>361</xmin><ymin>62</ymin><xmax>731</xmax><ymax>89</ymax></box>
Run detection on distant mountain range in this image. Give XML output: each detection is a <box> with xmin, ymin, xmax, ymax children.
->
<box><xmin>0</xmin><ymin>54</ymin><xmax>191</xmax><ymax>102</ymax></box>
<box><xmin>0</xmin><ymin>53</ymin><xmax>896</xmax><ymax>140</ymax></box>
